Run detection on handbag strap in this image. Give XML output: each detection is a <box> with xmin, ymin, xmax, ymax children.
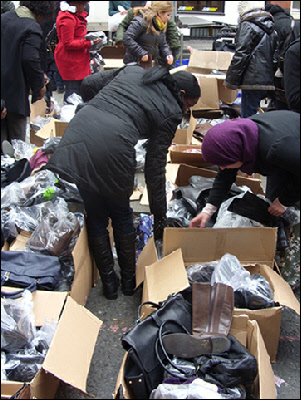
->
<box><xmin>1</xmin><ymin>281</ymin><xmax>37</xmax><ymax>299</ymax></box>
<box><xmin>137</xmin><ymin>301</ymin><xmax>161</xmax><ymax>323</ymax></box>
<box><xmin>155</xmin><ymin>320</ymin><xmax>197</xmax><ymax>380</ymax></box>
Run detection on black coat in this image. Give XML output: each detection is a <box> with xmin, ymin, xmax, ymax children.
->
<box><xmin>225</xmin><ymin>10</ymin><xmax>278</xmax><ymax>90</ymax></box>
<box><xmin>207</xmin><ymin>111</ymin><xmax>300</xmax><ymax>208</ymax></box>
<box><xmin>123</xmin><ymin>13</ymin><xmax>172</xmax><ymax>64</ymax></box>
<box><xmin>46</xmin><ymin>65</ymin><xmax>183</xmax><ymax>218</ymax></box>
<box><xmin>1</xmin><ymin>9</ymin><xmax>45</xmax><ymax>116</ymax></box>
<box><xmin>284</xmin><ymin>37</ymin><xmax>300</xmax><ymax>113</ymax></box>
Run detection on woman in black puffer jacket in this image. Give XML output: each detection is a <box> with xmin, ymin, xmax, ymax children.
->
<box><xmin>123</xmin><ymin>1</ymin><xmax>174</xmax><ymax>68</ymax></box>
<box><xmin>224</xmin><ymin>1</ymin><xmax>278</xmax><ymax>118</ymax></box>
<box><xmin>46</xmin><ymin>65</ymin><xmax>200</xmax><ymax>300</ymax></box>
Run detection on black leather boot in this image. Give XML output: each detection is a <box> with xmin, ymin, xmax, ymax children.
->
<box><xmin>113</xmin><ymin>230</ymin><xmax>137</xmax><ymax>296</ymax></box>
<box><xmin>89</xmin><ymin>234</ymin><xmax>120</xmax><ymax>300</ymax></box>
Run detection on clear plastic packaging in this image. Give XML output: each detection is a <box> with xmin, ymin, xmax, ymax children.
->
<box><xmin>1</xmin><ymin>291</ymin><xmax>36</xmax><ymax>353</ymax></box>
<box><xmin>26</xmin><ymin>198</ymin><xmax>81</xmax><ymax>257</ymax></box>
<box><xmin>282</xmin><ymin>207</ymin><xmax>300</xmax><ymax>227</ymax></box>
<box><xmin>186</xmin><ymin>262</ymin><xmax>218</xmax><ymax>284</ymax></box>
<box><xmin>134</xmin><ymin>139</ymin><xmax>148</xmax><ymax>171</ymax></box>
<box><xmin>214</xmin><ymin>191</ymin><xmax>264</xmax><ymax>228</ymax></box>
<box><xmin>10</xmin><ymin>140</ymin><xmax>36</xmax><ymax>161</ymax></box>
<box><xmin>166</xmin><ymin>198</ymin><xmax>197</xmax><ymax>227</ymax></box>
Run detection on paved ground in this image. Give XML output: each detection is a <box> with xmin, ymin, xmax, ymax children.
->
<box><xmin>53</xmin><ymin>39</ymin><xmax>299</xmax><ymax>399</ymax></box>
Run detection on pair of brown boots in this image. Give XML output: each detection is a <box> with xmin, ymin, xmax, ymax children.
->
<box><xmin>162</xmin><ymin>282</ymin><xmax>234</xmax><ymax>358</ymax></box>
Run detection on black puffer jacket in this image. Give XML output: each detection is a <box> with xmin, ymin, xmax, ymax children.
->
<box><xmin>225</xmin><ymin>10</ymin><xmax>278</xmax><ymax>90</ymax></box>
<box><xmin>123</xmin><ymin>13</ymin><xmax>172</xmax><ymax>64</ymax></box>
<box><xmin>284</xmin><ymin>37</ymin><xmax>300</xmax><ymax>113</ymax></box>
<box><xmin>46</xmin><ymin>65</ymin><xmax>183</xmax><ymax>219</ymax></box>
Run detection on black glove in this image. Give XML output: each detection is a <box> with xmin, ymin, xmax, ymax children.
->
<box><xmin>153</xmin><ymin>215</ymin><xmax>167</xmax><ymax>242</ymax></box>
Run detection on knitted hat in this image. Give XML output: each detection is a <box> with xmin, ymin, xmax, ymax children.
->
<box><xmin>238</xmin><ymin>1</ymin><xmax>265</xmax><ymax>17</ymax></box>
<box><xmin>172</xmin><ymin>71</ymin><xmax>201</xmax><ymax>99</ymax></box>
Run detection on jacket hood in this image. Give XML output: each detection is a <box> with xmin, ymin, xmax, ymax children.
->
<box><xmin>241</xmin><ymin>11</ymin><xmax>275</xmax><ymax>34</ymax></box>
<box><xmin>238</xmin><ymin>1</ymin><xmax>264</xmax><ymax>17</ymax></box>
<box><xmin>265</xmin><ymin>4</ymin><xmax>286</xmax><ymax>16</ymax></box>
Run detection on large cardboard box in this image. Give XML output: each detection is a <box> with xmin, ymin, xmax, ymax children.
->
<box><xmin>113</xmin><ymin>314</ymin><xmax>277</xmax><ymax>399</ymax></box>
<box><xmin>1</xmin><ymin>289</ymin><xmax>102</xmax><ymax>399</ymax></box>
<box><xmin>171</xmin><ymin>50</ymin><xmax>237</xmax><ymax>109</ymax></box>
<box><xmin>135</xmin><ymin>228</ymin><xmax>300</xmax><ymax>363</ymax></box>
<box><xmin>7</xmin><ymin>219</ymin><xmax>95</xmax><ymax>307</ymax></box>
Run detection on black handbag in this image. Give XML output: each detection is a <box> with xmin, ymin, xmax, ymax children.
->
<box><xmin>1</xmin><ymin>251</ymin><xmax>61</xmax><ymax>298</ymax></box>
<box><xmin>121</xmin><ymin>292</ymin><xmax>192</xmax><ymax>399</ymax></box>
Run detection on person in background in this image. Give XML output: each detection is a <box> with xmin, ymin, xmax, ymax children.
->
<box><xmin>1</xmin><ymin>1</ymin><xmax>15</xmax><ymax>14</ymax></box>
<box><xmin>284</xmin><ymin>36</ymin><xmax>300</xmax><ymax>114</ymax></box>
<box><xmin>224</xmin><ymin>1</ymin><xmax>278</xmax><ymax>118</ymax></box>
<box><xmin>1</xmin><ymin>1</ymin><xmax>57</xmax><ymax>145</ymax></box>
<box><xmin>109</xmin><ymin>1</ymin><xmax>131</xmax><ymax>16</ymax></box>
<box><xmin>116</xmin><ymin>1</ymin><xmax>181</xmax><ymax>67</ymax></box>
<box><xmin>123</xmin><ymin>1</ymin><xmax>174</xmax><ymax>69</ymax></box>
<box><xmin>46</xmin><ymin>65</ymin><xmax>200</xmax><ymax>300</ymax></box>
<box><xmin>54</xmin><ymin>1</ymin><xmax>102</xmax><ymax>104</ymax></box>
<box><xmin>189</xmin><ymin>111</ymin><xmax>300</xmax><ymax>229</ymax></box>
<box><xmin>265</xmin><ymin>4</ymin><xmax>300</xmax><ymax>111</ymax></box>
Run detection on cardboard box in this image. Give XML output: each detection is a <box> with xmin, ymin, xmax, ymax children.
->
<box><xmin>33</xmin><ymin>119</ymin><xmax>69</xmax><ymax>147</ymax></box>
<box><xmin>173</xmin><ymin>114</ymin><xmax>197</xmax><ymax>145</ymax></box>
<box><xmin>113</xmin><ymin>314</ymin><xmax>277</xmax><ymax>399</ymax></box>
<box><xmin>169</xmin><ymin>144</ymin><xmax>213</xmax><ymax>168</ymax></box>
<box><xmin>175</xmin><ymin>163</ymin><xmax>264</xmax><ymax>196</ymax></box>
<box><xmin>135</xmin><ymin>228</ymin><xmax>300</xmax><ymax>362</ymax></box>
<box><xmin>171</xmin><ymin>50</ymin><xmax>237</xmax><ymax>109</ymax></box>
<box><xmin>1</xmin><ymin>289</ymin><xmax>102</xmax><ymax>399</ymax></box>
<box><xmin>7</xmin><ymin>219</ymin><xmax>95</xmax><ymax>307</ymax></box>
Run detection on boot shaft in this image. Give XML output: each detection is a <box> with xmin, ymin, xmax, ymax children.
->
<box><xmin>113</xmin><ymin>230</ymin><xmax>137</xmax><ymax>276</ymax></box>
<box><xmin>192</xmin><ymin>282</ymin><xmax>234</xmax><ymax>337</ymax></box>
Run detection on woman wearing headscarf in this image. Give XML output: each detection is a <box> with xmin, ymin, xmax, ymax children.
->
<box><xmin>189</xmin><ymin>110</ymin><xmax>300</xmax><ymax>228</ymax></box>
<box><xmin>46</xmin><ymin>65</ymin><xmax>200</xmax><ymax>300</ymax></box>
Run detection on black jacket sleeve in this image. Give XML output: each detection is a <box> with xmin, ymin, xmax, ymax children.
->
<box><xmin>144</xmin><ymin>115</ymin><xmax>180</xmax><ymax>218</ymax></box>
<box><xmin>207</xmin><ymin>168</ymin><xmax>238</xmax><ymax>208</ymax></box>
<box><xmin>21</xmin><ymin>30</ymin><xmax>45</xmax><ymax>94</ymax></box>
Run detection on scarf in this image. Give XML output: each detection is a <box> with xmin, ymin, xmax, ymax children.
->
<box><xmin>201</xmin><ymin>118</ymin><xmax>259</xmax><ymax>176</ymax></box>
<box><xmin>155</xmin><ymin>16</ymin><xmax>167</xmax><ymax>31</ymax></box>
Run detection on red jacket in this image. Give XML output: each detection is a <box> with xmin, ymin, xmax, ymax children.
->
<box><xmin>55</xmin><ymin>10</ymin><xmax>91</xmax><ymax>81</ymax></box>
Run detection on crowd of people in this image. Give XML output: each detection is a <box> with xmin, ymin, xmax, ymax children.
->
<box><xmin>1</xmin><ymin>1</ymin><xmax>300</xmax><ymax>299</ymax></box>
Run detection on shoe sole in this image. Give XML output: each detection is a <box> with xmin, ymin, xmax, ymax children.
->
<box><xmin>162</xmin><ymin>333</ymin><xmax>230</xmax><ymax>358</ymax></box>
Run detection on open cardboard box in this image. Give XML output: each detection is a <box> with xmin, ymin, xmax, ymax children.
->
<box><xmin>113</xmin><ymin>313</ymin><xmax>277</xmax><ymax>399</ymax></box>
<box><xmin>7</xmin><ymin>219</ymin><xmax>95</xmax><ymax>307</ymax></box>
<box><xmin>173</xmin><ymin>113</ymin><xmax>197</xmax><ymax>145</ymax></box>
<box><xmin>135</xmin><ymin>228</ymin><xmax>300</xmax><ymax>363</ymax></box>
<box><xmin>33</xmin><ymin>119</ymin><xmax>69</xmax><ymax>148</ymax></box>
<box><xmin>30</xmin><ymin>100</ymin><xmax>58</xmax><ymax>147</ymax></box>
<box><xmin>169</xmin><ymin>144</ymin><xmax>213</xmax><ymax>168</ymax></box>
<box><xmin>171</xmin><ymin>50</ymin><xmax>237</xmax><ymax>110</ymax></box>
<box><xmin>1</xmin><ymin>289</ymin><xmax>102</xmax><ymax>399</ymax></box>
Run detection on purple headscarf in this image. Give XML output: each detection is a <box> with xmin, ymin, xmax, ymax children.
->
<box><xmin>202</xmin><ymin>118</ymin><xmax>259</xmax><ymax>175</ymax></box>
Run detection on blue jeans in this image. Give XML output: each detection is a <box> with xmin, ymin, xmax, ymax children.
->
<box><xmin>241</xmin><ymin>90</ymin><xmax>267</xmax><ymax>118</ymax></box>
<box><xmin>78</xmin><ymin>189</ymin><xmax>134</xmax><ymax>238</ymax></box>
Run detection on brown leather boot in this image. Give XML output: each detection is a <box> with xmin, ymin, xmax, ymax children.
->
<box><xmin>162</xmin><ymin>282</ymin><xmax>234</xmax><ymax>358</ymax></box>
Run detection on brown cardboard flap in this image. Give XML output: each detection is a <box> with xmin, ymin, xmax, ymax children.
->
<box><xmin>248</xmin><ymin>320</ymin><xmax>277</xmax><ymax>399</ymax></box>
<box><xmin>162</xmin><ymin>227</ymin><xmax>277</xmax><ymax>267</ymax></box>
<box><xmin>136</xmin><ymin>237</ymin><xmax>157</xmax><ymax>288</ymax></box>
<box><xmin>30</xmin><ymin>99</ymin><xmax>47</xmax><ymax>123</ymax></box>
<box><xmin>35</xmin><ymin>120</ymin><xmax>68</xmax><ymax>142</ymax></box>
<box><xmin>229</xmin><ymin>314</ymin><xmax>248</xmax><ymax>347</ymax></box>
<box><xmin>263</xmin><ymin>265</ymin><xmax>300</xmax><ymax>315</ymax></box>
<box><xmin>173</xmin><ymin>114</ymin><xmax>197</xmax><ymax>145</ymax></box>
<box><xmin>43</xmin><ymin>296</ymin><xmax>102</xmax><ymax>395</ymax></box>
<box><xmin>0</xmin><ymin>382</ymin><xmax>25</xmax><ymax>399</ymax></box>
<box><xmin>189</xmin><ymin>50</ymin><xmax>233</xmax><ymax>71</ymax></box>
<box><xmin>169</xmin><ymin>144</ymin><xmax>213</xmax><ymax>168</ymax></box>
<box><xmin>70</xmin><ymin>221</ymin><xmax>94</xmax><ymax>306</ymax></box>
<box><xmin>143</xmin><ymin>249</ymin><xmax>189</xmax><ymax>305</ymax></box>
<box><xmin>32</xmin><ymin>291</ymin><xmax>69</xmax><ymax>327</ymax></box>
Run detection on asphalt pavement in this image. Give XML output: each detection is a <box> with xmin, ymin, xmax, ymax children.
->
<box><xmin>53</xmin><ymin>39</ymin><xmax>300</xmax><ymax>399</ymax></box>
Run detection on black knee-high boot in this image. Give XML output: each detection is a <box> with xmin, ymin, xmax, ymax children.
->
<box><xmin>113</xmin><ymin>230</ymin><xmax>137</xmax><ymax>296</ymax></box>
<box><xmin>89</xmin><ymin>234</ymin><xmax>120</xmax><ymax>300</ymax></box>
